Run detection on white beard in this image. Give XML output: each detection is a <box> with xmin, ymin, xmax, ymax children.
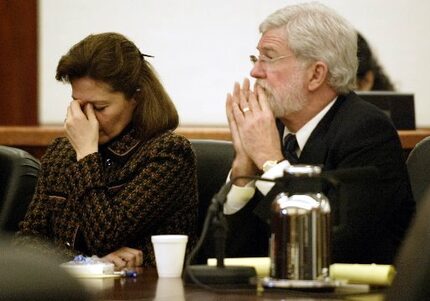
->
<box><xmin>256</xmin><ymin>76</ymin><xmax>308</xmax><ymax>118</ymax></box>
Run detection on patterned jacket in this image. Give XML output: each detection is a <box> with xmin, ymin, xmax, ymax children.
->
<box><xmin>16</xmin><ymin>127</ymin><xmax>198</xmax><ymax>267</ymax></box>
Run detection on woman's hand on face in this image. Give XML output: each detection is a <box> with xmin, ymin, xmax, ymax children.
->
<box><xmin>64</xmin><ymin>100</ymin><xmax>99</xmax><ymax>161</ymax></box>
<box><xmin>102</xmin><ymin>247</ymin><xmax>144</xmax><ymax>270</ymax></box>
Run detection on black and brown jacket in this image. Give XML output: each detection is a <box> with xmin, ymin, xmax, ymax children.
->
<box><xmin>16</xmin><ymin>127</ymin><xmax>198</xmax><ymax>267</ymax></box>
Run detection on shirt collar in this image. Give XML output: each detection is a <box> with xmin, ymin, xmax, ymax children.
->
<box><xmin>283</xmin><ymin>97</ymin><xmax>337</xmax><ymax>155</ymax></box>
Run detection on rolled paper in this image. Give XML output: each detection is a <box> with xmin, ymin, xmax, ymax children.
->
<box><xmin>207</xmin><ymin>258</ymin><xmax>396</xmax><ymax>285</ymax></box>
<box><xmin>207</xmin><ymin>257</ymin><xmax>270</xmax><ymax>278</ymax></box>
<box><xmin>329</xmin><ymin>263</ymin><xmax>396</xmax><ymax>286</ymax></box>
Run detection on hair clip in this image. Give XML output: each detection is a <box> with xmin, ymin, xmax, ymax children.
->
<box><xmin>140</xmin><ymin>53</ymin><xmax>154</xmax><ymax>60</ymax></box>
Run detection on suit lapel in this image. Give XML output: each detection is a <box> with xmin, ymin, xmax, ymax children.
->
<box><xmin>299</xmin><ymin>94</ymin><xmax>347</xmax><ymax>166</ymax></box>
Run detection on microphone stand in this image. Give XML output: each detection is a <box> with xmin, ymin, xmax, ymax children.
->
<box><xmin>184</xmin><ymin>181</ymin><xmax>257</xmax><ymax>285</ymax></box>
<box><xmin>212</xmin><ymin>205</ymin><xmax>227</xmax><ymax>269</ymax></box>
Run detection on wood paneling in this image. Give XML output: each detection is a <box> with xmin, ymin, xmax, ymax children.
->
<box><xmin>0</xmin><ymin>126</ymin><xmax>428</xmax><ymax>160</ymax></box>
<box><xmin>0</xmin><ymin>0</ymin><xmax>38</xmax><ymax>125</ymax></box>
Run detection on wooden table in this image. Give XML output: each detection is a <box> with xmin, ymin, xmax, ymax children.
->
<box><xmin>81</xmin><ymin>268</ymin><xmax>386</xmax><ymax>301</ymax></box>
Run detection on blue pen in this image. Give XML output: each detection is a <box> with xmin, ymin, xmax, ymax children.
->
<box><xmin>114</xmin><ymin>270</ymin><xmax>138</xmax><ymax>278</ymax></box>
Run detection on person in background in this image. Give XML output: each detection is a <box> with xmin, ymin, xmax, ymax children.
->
<box><xmin>224</xmin><ymin>2</ymin><xmax>414</xmax><ymax>264</ymax></box>
<box><xmin>15</xmin><ymin>32</ymin><xmax>198</xmax><ymax>269</ymax></box>
<box><xmin>357</xmin><ymin>32</ymin><xmax>396</xmax><ymax>91</ymax></box>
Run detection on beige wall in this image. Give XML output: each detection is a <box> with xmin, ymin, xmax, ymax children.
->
<box><xmin>39</xmin><ymin>0</ymin><xmax>430</xmax><ymax>127</ymax></box>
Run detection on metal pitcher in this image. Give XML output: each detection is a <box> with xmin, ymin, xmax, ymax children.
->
<box><xmin>269</xmin><ymin>165</ymin><xmax>331</xmax><ymax>281</ymax></box>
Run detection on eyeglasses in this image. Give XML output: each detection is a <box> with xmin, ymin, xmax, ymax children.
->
<box><xmin>250</xmin><ymin>54</ymin><xmax>293</xmax><ymax>66</ymax></box>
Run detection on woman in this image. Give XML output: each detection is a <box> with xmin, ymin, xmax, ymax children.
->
<box><xmin>357</xmin><ymin>32</ymin><xmax>396</xmax><ymax>91</ymax></box>
<box><xmin>16</xmin><ymin>33</ymin><xmax>198</xmax><ymax>268</ymax></box>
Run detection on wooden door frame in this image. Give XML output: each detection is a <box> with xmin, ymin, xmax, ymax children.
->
<box><xmin>0</xmin><ymin>0</ymin><xmax>38</xmax><ymax>125</ymax></box>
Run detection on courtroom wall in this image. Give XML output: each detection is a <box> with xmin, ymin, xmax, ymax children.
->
<box><xmin>39</xmin><ymin>0</ymin><xmax>430</xmax><ymax>127</ymax></box>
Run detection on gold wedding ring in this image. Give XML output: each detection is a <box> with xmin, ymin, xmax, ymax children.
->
<box><xmin>242</xmin><ymin>107</ymin><xmax>251</xmax><ymax>113</ymax></box>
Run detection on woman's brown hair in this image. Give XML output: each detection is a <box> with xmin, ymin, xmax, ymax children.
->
<box><xmin>55</xmin><ymin>32</ymin><xmax>178</xmax><ymax>140</ymax></box>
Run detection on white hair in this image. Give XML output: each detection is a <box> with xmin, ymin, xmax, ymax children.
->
<box><xmin>259</xmin><ymin>2</ymin><xmax>357</xmax><ymax>94</ymax></box>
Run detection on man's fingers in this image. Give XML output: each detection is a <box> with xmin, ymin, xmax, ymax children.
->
<box><xmin>233</xmin><ymin>82</ymin><xmax>241</xmax><ymax>100</ymax></box>
<box><xmin>256</xmin><ymin>85</ymin><xmax>271</xmax><ymax>112</ymax></box>
<box><xmin>226</xmin><ymin>93</ymin><xmax>234</xmax><ymax>120</ymax></box>
<box><xmin>248</xmin><ymin>91</ymin><xmax>261</xmax><ymax>112</ymax></box>
<box><xmin>242</xmin><ymin>78</ymin><xmax>250</xmax><ymax>92</ymax></box>
<box><xmin>232</xmin><ymin>102</ymin><xmax>245</xmax><ymax>124</ymax></box>
<box><xmin>239</xmin><ymin>88</ymin><xmax>252</xmax><ymax>115</ymax></box>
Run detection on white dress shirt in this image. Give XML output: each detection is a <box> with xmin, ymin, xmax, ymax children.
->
<box><xmin>224</xmin><ymin>99</ymin><xmax>336</xmax><ymax>215</ymax></box>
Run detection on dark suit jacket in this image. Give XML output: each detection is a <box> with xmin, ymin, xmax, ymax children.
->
<box><xmin>225</xmin><ymin>92</ymin><xmax>415</xmax><ymax>264</ymax></box>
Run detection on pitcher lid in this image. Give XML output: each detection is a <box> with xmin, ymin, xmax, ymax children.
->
<box><xmin>284</xmin><ymin>165</ymin><xmax>322</xmax><ymax>177</ymax></box>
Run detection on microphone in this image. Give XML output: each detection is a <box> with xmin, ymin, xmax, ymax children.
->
<box><xmin>208</xmin><ymin>180</ymin><xmax>233</xmax><ymax>209</ymax></box>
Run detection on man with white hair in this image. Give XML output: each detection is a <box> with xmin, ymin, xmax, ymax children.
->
<box><xmin>224</xmin><ymin>2</ymin><xmax>414</xmax><ymax>264</ymax></box>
